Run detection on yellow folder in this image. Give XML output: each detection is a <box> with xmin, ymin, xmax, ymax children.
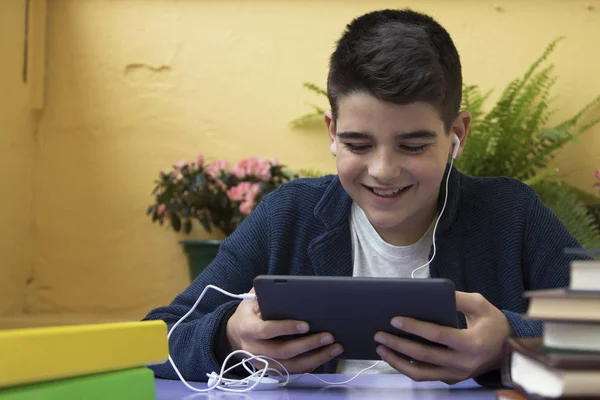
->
<box><xmin>0</xmin><ymin>320</ymin><xmax>168</xmax><ymax>388</ymax></box>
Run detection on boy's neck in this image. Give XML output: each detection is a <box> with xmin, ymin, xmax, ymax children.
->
<box><xmin>374</xmin><ymin>199</ymin><xmax>439</xmax><ymax>247</ymax></box>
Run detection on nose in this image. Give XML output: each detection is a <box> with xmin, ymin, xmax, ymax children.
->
<box><xmin>368</xmin><ymin>152</ymin><xmax>400</xmax><ymax>183</ymax></box>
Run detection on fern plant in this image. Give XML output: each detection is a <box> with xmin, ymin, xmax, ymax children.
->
<box><xmin>456</xmin><ymin>37</ymin><xmax>600</xmax><ymax>248</ymax></box>
<box><xmin>458</xmin><ymin>38</ymin><xmax>600</xmax><ymax>182</ymax></box>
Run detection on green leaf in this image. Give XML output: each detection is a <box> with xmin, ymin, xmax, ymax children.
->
<box><xmin>146</xmin><ymin>205</ymin><xmax>155</xmax><ymax>215</ymax></box>
<box><xmin>302</xmin><ymin>82</ymin><xmax>327</xmax><ymax>96</ymax></box>
<box><xmin>195</xmin><ymin>174</ymin><xmax>207</xmax><ymax>187</ymax></box>
<box><xmin>309</xmin><ymin>103</ymin><xmax>325</xmax><ymax>114</ymax></box>
<box><xmin>523</xmin><ymin>168</ymin><xmax>559</xmax><ymax>186</ymax></box>
<box><xmin>170</xmin><ymin>213</ymin><xmax>181</xmax><ymax>232</ymax></box>
<box><xmin>289</xmin><ymin>112</ymin><xmax>322</xmax><ymax>128</ymax></box>
<box><xmin>184</xmin><ymin>219</ymin><xmax>192</xmax><ymax>234</ymax></box>
<box><xmin>200</xmin><ymin>214</ymin><xmax>212</xmax><ymax>233</ymax></box>
<box><xmin>576</xmin><ymin>115</ymin><xmax>600</xmax><ymax>135</ymax></box>
<box><xmin>289</xmin><ymin>82</ymin><xmax>328</xmax><ymax>127</ymax></box>
<box><xmin>538</xmin><ymin>128</ymin><xmax>570</xmax><ymax>140</ymax></box>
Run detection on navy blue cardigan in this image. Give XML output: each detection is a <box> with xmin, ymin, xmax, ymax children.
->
<box><xmin>143</xmin><ymin>165</ymin><xmax>582</xmax><ymax>386</ymax></box>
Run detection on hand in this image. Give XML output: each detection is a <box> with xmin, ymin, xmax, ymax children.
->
<box><xmin>374</xmin><ymin>291</ymin><xmax>512</xmax><ymax>384</ymax></box>
<box><xmin>226</xmin><ymin>288</ymin><xmax>344</xmax><ymax>374</ymax></box>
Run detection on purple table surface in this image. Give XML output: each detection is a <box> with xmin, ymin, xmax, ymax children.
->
<box><xmin>155</xmin><ymin>374</ymin><xmax>495</xmax><ymax>400</ymax></box>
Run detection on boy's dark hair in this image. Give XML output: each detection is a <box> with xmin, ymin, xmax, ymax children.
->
<box><xmin>327</xmin><ymin>9</ymin><xmax>462</xmax><ymax>132</ymax></box>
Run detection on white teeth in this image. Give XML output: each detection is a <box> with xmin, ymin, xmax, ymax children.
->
<box><xmin>372</xmin><ymin>187</ymin><xmax>404</xmax><ymax>196</ymax></box>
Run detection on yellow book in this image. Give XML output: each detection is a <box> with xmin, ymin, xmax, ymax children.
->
<box><xmin>0</xmin><ymin>320</ymin><xmax>168</xmax><ymax>388</ymax></box>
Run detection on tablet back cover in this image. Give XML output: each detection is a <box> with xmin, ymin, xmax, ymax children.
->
<box><xmin>254</xmin><ymin>276</ymin><xmax>458</xmax><ymax>360</ymax></box>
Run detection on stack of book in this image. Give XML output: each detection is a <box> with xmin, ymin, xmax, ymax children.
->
<box><xmin>500</xmin><ymin>254</ymin><xmax>600</xmax><ymax>399</ymax></box>
<box><xmin>0</xmin><ymin>320</ymin><xmax>168</xmax><ymax>399</ymax></box>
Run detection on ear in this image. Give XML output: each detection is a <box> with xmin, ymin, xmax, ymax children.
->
<box><xmin>324</xmin><ymin>109</ymin><xmax>337</xmax><ymax>157</ymax></box>
<box><xmin>449</xmin><ymin>110</ymin><xmax>471</xmax><ymax>159</ymax></box>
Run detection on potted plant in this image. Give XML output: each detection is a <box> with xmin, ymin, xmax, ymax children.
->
<box><xmin>147</xmin><ymin>155</ymin><xmax>298</xmax><ymax>280</ymax></box>
<box><xmin>455</xmin><ymin>38</ymin><xmax>600</xmax><ymax>248</ymax></box>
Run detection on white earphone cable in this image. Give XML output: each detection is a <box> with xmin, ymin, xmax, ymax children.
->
<box><xmin>411</xmin><ymin>158</ymin><xmax>454</xmax><ymax>278</ymax></box>
<box><xmin>167</xmin><ymin>285</ymin><xmax>380</xmax><ymax>392</ymax></box>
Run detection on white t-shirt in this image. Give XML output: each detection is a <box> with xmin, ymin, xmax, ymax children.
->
<box><xmin>336</xmin><ymin>202</ymin><xmax>435</xmax><ymax>375</ymax></box>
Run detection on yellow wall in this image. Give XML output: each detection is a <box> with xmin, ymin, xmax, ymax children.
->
<box><xmin>0</xmin><ymin>1</ymin><xmax>36</xmax><ymax>316</ymax></box>
<box><xmin>9</xmin><ymin>0</ymin><xmax>600</xmax><ymax>321</ymax></box>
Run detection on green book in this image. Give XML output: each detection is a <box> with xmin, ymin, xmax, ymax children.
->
<box><xmin>0</xmin><ymin>367</ymin><xmax>155</xmax><ymax>400</ymax></box>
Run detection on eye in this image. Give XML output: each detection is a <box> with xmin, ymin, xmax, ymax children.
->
<box><xmin>343</xmin><ymin>143</ymin><xmax>371</xmax><ymax>153</ymax></box>
<box><xmin>401</xmin><ymin>144</ymin><xmax>429</xmax><ymax>154</ymax></box>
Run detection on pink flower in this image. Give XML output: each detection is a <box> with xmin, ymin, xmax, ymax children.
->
<box><xmin>240</xmin><ymin>200</ymin><xmax>254</xmax><ymax>215</ymax></box>
<box><xmin>257</xmin><ymin>164</ymin><xmax>271</xmax><ymax>181</ymax></box>
<box><xmin>233</xmin><ymin>164</ymin><xmax>246</xmax><ymax>178</ymax></box>
<box><xmin>594</xmin><ymin>169</ymin><xmax>600</xmax><ymax>191</ymax></box>
<box><xmin>227</xmin><ymin>182</ymin><xmax>261</xmax><ymax>215</ymax></box>
<box><xmin>232</xmin><ymin>158</ymin><xmax>254</xmax><ymax>178</ymax></box>
<box><xmin>596</xmin><ymin>169</ymin><xmax>600</xmax><ymax>180</ymax></box>
<box><xmin>227</xmin><ymin>182</ymin><xmax>259</xmax><ymax>200</ymax></box>
<box><xmin>157</xmin><ymin>204</ymin><xmax>166</xmax><ymax>216</ymax></box>
<box><xmin>227</xmin><ymin>182</ymin><xmax>251</xmax><ymax>201</ymax></box>
<box><xmin>196</xmin><ymin>154</ymin><xmax>205</xmax><ymax>167</ymax></box>
<box><xmin>206</xmin><ymin>160</ymin><xmax>230</xmax><ymax>178</ymax></box>
<box><xmin>242</xmin><ymin>184</ymin><xmax>260</xmax><ymax>214</ymax></box>
<box><xmin>233</xmin><ymin>157</ymin><xmax>272</xmax><ymax>181</ymax></box>
<box><xmin>176</xmin><ymin>160</ymin><xmax>186</xmax><ymax>169</ymax></box>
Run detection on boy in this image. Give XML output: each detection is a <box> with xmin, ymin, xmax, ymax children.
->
<box><xmin>143</xmin><ymin>9</ymin><xmax>583</xmax><ymax>387</ymax></box>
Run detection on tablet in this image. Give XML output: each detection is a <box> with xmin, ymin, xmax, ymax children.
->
<box><xmin>253</xmin><ymin>275</ymin><xmax>458</xmax><ymax>361</ymax></box>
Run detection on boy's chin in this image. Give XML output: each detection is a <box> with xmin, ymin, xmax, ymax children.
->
<box><xmin>363</xmin><ymin>211</ymin><xmax>408</xmax><ymax>230</ymax></box>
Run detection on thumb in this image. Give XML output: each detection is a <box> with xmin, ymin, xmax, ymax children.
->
<box><xmin>455</xmin><ymin>291</ymin><xmax>488</xmax><ymax>317</ymax></box>
<box><xmin>247</xmin><ymin>287</ymin><xmax>262</xmax><ymax>316</ymax></box>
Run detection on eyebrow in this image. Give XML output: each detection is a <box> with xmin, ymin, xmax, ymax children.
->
<box><xmin>336</xmin><ymin>129</ymin><xmax>438</xmax><ymax>140</ymax></box>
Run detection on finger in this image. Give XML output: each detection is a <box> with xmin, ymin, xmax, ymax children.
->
<box><xmin>246</xmin><ymin>319</ymin><xmax>310</xmax><ymax>340</ymax></box>
<box><xmin>389</xmin><ymin>317</ymin><xmax>471</xmax><ymax>351</ymax></box>
<box><xmin>282</xmin><ymin>344</ymin><xmax>344</xmax><ymax>374</ymax></box>
<box><xmin>276</xmin><ymin>333</ymin><xmax>334</xmax><ymax>360</ymax></box>
<box><xmin>258</xmin><ymin>332</ymin><xmax>336</xmax><ymax>361</ymax></box>
<box><xmin>375</xmin><ymin>345</ymin><xmax>462</xmax><ymax>383</ymax></box>
<box><xmin>250</xmin><ymin>300</ymin><xmax>262</xmax><ymax>318</ymax></box>
<box><xmin>237</xmin><ymin>299</ymin><xmax>309</xmax><ymax>340</ymax></box>
<box><xmin>455</xmin><ymin>291</ymin><xmax>489</xmax><ymax>317</ymax></box>
<box><xmin>374</xmin><ymin>332</ymin><xmax>465</xmax><ymax>369</ymax></box>
<box><xmin>234</xmin><ymin>296</ymin><xmax>262</xmax><ymax>318</ymax></box>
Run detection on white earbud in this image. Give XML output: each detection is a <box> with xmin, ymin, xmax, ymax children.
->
<box><xmin>205</xmin><ymin>371</ymin><xmax>280</xmax><ymax>391</ymax></box>
<box><xmin>451</xmin><ymin>133</ymin><xmax>460</xmax><ymax>159</ymax></box>
<box><xmin>207</xmin><ymin>375</ymin><xmax>219</xmax><ymax>388</ymax></box>
<box><xmin>245</xmin><ymin>376</ymin><xmax>280</xmax><ymax>391</ymax></box>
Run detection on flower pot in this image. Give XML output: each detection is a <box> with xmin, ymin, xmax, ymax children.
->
<box><xmin>179</xmin><ymin>239</ymin><xmax>222</xmax><ymax>281</ymax></box>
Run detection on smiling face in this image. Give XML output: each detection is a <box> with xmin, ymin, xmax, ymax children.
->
<box><xmin>325</xmin><ymin>92</ymin><xmax>470</xmax><ymax>246</ymax></box>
